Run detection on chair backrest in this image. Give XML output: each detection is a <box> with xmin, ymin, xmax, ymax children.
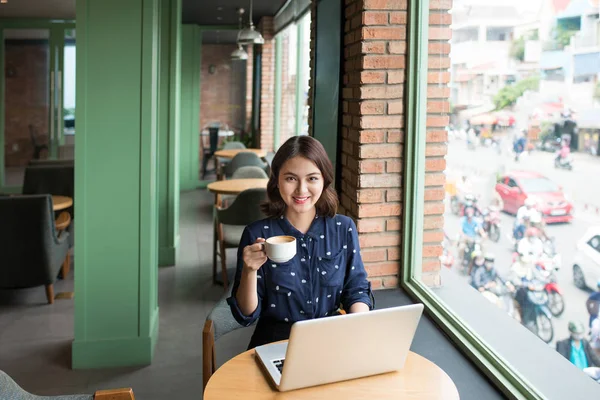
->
<box><xmin>232</xmin><ymin>166</ymin><xmax>268</xmax><ymax>179</ymax></box>
<box><xmin>208</xmin><ymin>127</ymin><xmax>219</xmax><ymax>153</ymax></box>
<box><xmin>216</xmin><ymin>188</ymin><xmax>266</xmax><ymax>226</ymax></box>
<box><xmin>223</xmin><ymin>141</ymin><xmax>246</xmax><ymax>150</ymax></box>
<box><xmin>0</xmin><ymin>195</ymin><xmax>57</xmax><ymax>289</ymax></box>
<box><xmin>226</xmin><ymin>152</ymin><xmax>266</xmax><ymax>177</ymax></box>
<box><xmin>29</xmin><ymin>159</ymin><xmax>74</xmax><ymax>167</ymax></box>
<box><xmin>22</xmin><ymin>165</ymin><xmax>75</xmax><ymax>198</ymax></box>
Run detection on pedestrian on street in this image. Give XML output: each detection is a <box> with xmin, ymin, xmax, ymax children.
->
<box><xmin>556</xmin><ymin>321</ymin><xmax>600</xmax><ymax>370</ymax></box>
<box><xmin>586</xmin><ymin>279</ymin><xmax>600</xmax><ymax>328</ymax></box>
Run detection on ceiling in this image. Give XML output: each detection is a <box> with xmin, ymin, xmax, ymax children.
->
<box><xmin>0</xmin><ymin>0</ymin><xmax>287</xmax><ymax>25</ymax></box>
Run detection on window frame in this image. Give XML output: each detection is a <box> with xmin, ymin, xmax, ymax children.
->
<box><xmin>400</xmin><ymin>0</ymin><xmax>545</xmax><ymax>398</ymax></box>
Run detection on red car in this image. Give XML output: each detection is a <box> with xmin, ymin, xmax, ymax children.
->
<box><xmin>495</xmin><ymin>171</ymin><xmax>573</xmax><ymax>223</ymax></box>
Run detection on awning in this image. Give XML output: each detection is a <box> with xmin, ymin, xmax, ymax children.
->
<box><xmin>556</xmin><ymin>0</ymin><xmax>596</xmax><ymax>19</ymax></box>
<box><xmin>573</xmin><ymin>52</ymin><xmax>600</xmax><ymax>77</ymax></box>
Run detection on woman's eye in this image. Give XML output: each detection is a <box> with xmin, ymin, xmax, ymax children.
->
<box><xmin>309</xmin><ymin>177</ymin><xmax>319</xmax><ymax>181</ymax></box>
<box><xmin>285</xmin><ymin>177</ymin><xmax>296</xmax><ymax>182</ymax></box>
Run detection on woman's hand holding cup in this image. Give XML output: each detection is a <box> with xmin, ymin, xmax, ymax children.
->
<box><xmin>243</xmin><ymin>238</ymin><xmax>267</xmax><ymax>272</ymax></box>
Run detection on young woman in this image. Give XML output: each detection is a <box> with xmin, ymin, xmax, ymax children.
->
<box><xmin>227</xmin><ymin>136</ymin><xmax>373</xmax><ymax>349</ymax></box>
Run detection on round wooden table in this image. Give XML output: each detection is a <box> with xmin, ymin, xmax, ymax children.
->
<box><xmin>207</xmin><ymin>178</ymin><xmax>268</xmax><ymax>206</ymax></box>
<box><xmin>52</xmin><ymin>195</ymin><xmax>73</xmax><ymax>211</ymax></box>
<box><xmin>204</xmin><ymin>344</ymin><xmax>460</xmax><ymax>400</ymax></box>
<box><xmin>214</xmin><ymin>148</ymin><xmax>267</xmax><ymax>159</ymax></box>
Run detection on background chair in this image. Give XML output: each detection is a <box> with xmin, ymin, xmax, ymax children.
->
<box><xmin>215</xmin><ymin>188</ymin><xmax>267</xmax><ymax>290</ymax></box>
<box><xmin>28</xmin><ymin>124</ymin><xmax>48</xmax><ymax>161</ymax></box>
<box><xmin>0</xmin><ymin>369</ymin><xmax>135</xmax><ymax>399</ymax></box>
<box><xmin>223</xmin><ymin>152</ymin><xmax>268</xmax><ymax>179</ymax></box>
<box><xmin>202</xmin><ymin>127</ymin><xmax>220</xmax><ymax>179</ymax></box>
<box><xmin>0</xmin><ymin>195</ymin><xmax>70</xmax><ymax>304</ymax></box>
<box><xmin>220</xmin><ymin>166</ymin><xmax>269</xmax><ymax>207</ymax></box>
<box><xmin>202</xmin><ymin>287</ymin><xmax>256</xmax><ymax>390</ymax></box>
<box><xmin>217</xmin><ymin>141</ymin><xmax>246</xmax><ymax>180</ymax></box>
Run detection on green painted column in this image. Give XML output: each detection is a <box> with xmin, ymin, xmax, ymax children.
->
<box><xmin>179</xmin><ymin>25</ymin><xmax>201</xmax><ymax>191</ymax></box>
<box><xmin>158</xmin><ymin>0</ymin><xmax>181</xmax><ymax>266</ymax></box>
<box><xmin>72</xmin><ymin>0</ymin><xmax>160</xmax><ymax>368</ymax></box>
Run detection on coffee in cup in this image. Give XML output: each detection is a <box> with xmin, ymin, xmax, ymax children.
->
<box><xmin>264</xmin><ymin>235</ymin><xmax>297</xmax><ymax>263</ymax></box>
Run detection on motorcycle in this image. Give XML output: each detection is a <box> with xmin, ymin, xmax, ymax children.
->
<box><xmin>554</xmin><ymin>153</ymin><xmax>573</xmax><ymax>170</ymax></box>
<box><xmin>519</xmin><ymin>281</ymin><xmax>554</xmax><ymax>343</ymax></box>
<box><xmin>450</xmin><ymin>193</ymin><xmax>479</xmax><ymax>216</ymax></box>
<box><xmin>535</xmin><ymin>256</ymin><xmax>565</xmax><ymax>317</ymax></box>
<box><xmin>460</xmin><ymin>237</ymin><xmax>482</xmax><ymax>274</ymax></box>
<box><xmin>482</xmin><ymin>206</ymin><xmax>501</xmax><ymax>243</ymax></box>
<box><xmin>480</xmin><ymin>280</ymin><xmax>519</xmax><ymax>321</ymax></box>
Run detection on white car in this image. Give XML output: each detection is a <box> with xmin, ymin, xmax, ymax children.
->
<box><xmin>573</xmin><ymin>227</ymin><xmax>600</xmax><ymax>290</ymax></box>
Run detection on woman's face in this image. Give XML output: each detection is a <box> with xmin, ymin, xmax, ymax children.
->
<box><xmin>278</xmin><ymin>156</ymin><xmax>324</xmax><ymax>216</ymax></box>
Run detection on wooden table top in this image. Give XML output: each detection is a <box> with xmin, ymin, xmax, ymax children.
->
<box><xmin>52</xmin><ymin>195</ymin><xmax>73</xmax><ymax>211</ymax></box>
<box><xmin>214</xmin><ymin>148</ymin><xmax>267</xmax><ymax>159</ymax></box>
<box><xmin>207</xmin><ymin>179</ymin><xmax>268</xmax><ymax>196</ymax></box>
<box><xmin>204</xmin><ymin>343</ymin><xmax>460</xmax><ymax>400</ymax></box>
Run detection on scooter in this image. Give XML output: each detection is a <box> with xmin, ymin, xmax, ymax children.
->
<box><xmin>482</xmin><ymin>206</ymin><xmax>501</xmax><ymax>242</ymax></box>
<box><xmin>554</xmin><ymin>153</ymin><xmax>573</xmax><ymax>170</ymax></box>
<box><xmin>460</xmin><ymin>237</ymin><xmax>482</xmax><ymax>274</ymax></box>
<box><xmin>519</xmin><ymin>281</ymin><xmax>554</xmax><ymax>343</ymax></box>
<box><xmin>481</xmin><ymin>280</ymin><xmax>519</xmax><ymax>321</ymax></box>
<box><xmin>535</xmin><ymin>257</ymin><xmax>565</xmax><ymax>317</ymax></box>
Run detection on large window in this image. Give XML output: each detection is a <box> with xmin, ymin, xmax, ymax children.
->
<box><xmin>408</xmin><ymin>0</ymin><xmax>600</xmax><ymax>397</ymax></box>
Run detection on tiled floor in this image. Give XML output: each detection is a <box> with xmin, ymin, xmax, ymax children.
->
<box><xmin>0</xmin><ymin>188</ymin><xmax>502</xmax><ymax>399</ymax></box>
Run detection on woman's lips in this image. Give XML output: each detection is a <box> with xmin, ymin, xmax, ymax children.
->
<box><xmin>293</xmin><ymin>196</ymin><xmax>310</xmax><ymax>204</ymax></box>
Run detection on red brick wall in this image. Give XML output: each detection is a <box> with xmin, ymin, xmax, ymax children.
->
<box><xmin>258</xmin><ymin>17</ymin><xmax>275</xmax><ymax>152</ymax></box>
<box><xmin>200</xmin><ymin>44</ymin><xmax>239</xmax><ymax>131</ymax></box>
<box><xmin>336</xmin><ymin>0</ymin><xmax>450</xmax><ymax>288</ymax></box>
<box><xmin>4</xmin><ymin>42</ymin><xmax>49</xmax><ymax>167</ymax></box>
<box><xmin>279</xmin><ymin>33</ymin><xmax>297</xmax><ymax>144</ymax></box>
<box><xmin>245</xmin><ymin>45</ymin><xmax>254</xmax><ymax>133</ymax></box>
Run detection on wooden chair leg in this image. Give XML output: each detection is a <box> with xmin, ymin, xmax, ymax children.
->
<box><xmin>61</xmin><ymin>251</ymin><xmax>71</xmax><ymax>278</ymax></box>
<box><xmin>202</xmin><ymin>319</ymin><xmax>215</xmax><ymax>391</ymax></box>
<box><xmin>217</xmin><ymin>223</ymin><xmax>229</xmax><ymax>291</ymax></box>
<box><xmin>45</xmin><ymin>284</ymin><xmax>54</xmax><ymax>304</ymax></box>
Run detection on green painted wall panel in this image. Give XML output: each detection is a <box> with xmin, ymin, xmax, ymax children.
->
<box><xmin>179</xmin><ymin>24</ymin><xmax>201</xmax><ymax>191</ymax></box>
<box><xmin>73</xmin><ymin>0</ymin><xmax>160</xmax><ymax>368</ymax></box>
<box><xmin>158</xmin><ymin>0</ymin><xmax>181</xmax><ymax>266</ymax></box>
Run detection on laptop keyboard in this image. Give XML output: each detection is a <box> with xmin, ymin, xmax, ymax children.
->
<box><xmin>272</xmin><ymin>358</ymin><xmax>285</xmax><ymax>374</ymax></box>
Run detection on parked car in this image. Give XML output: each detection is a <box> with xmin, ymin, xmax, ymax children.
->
<box><xmin>495</xmin><ymin>171</ymin><xmax>573</xmax><ymax>224</ymax></box>
<box><xmin>573</xmin><ymin>227</ymin><xmax>600</xmax><ymax>290</ymax></box>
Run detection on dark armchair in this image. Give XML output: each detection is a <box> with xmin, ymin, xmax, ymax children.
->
<box><xmin>0</xmin><ymin>195</ymin><xmax>70</xmax><ymax>304</ymax></box>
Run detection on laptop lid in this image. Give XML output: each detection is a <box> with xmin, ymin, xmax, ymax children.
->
<box><xmin>278</xmin><ymin>304</ymin><xmax>424</xmax><ymax>392</ymax></box>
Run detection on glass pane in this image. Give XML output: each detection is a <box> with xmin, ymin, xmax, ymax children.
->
<box><xmin>299</xmin><ymin>12</ymin><xmax>311</xmax><ymax>136</ymax></box>
<box><xmin>423</xmin><ymin>0</ymin><xmax>600</xmax><ymax>384</ymax></box>
<box><xmin>277</xmin><ymin>23</ymin><xmax>298</xmax><ymax>144</ymax></box>
<box><xmin>2</xmin><ymin>29</ymin><xmax>50</xmax><ymax>187</ymax></box>
<box><xmin>61</xmin><ymin>28</ymin><xmax>76</xmax><ymax>160</ymax></box>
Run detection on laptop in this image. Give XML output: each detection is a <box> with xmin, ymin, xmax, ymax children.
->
<box><xmin>255</xmin><ymin>304</ymin><xmax>424</xmax><ymax>392</ymax></box>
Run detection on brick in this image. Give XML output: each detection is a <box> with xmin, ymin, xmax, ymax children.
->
<box><xmin>424</xmin><ymin>201</ymin><xmax>445</xmax><ymax>215</ymax></box>
<box><xmin>424</xmin><ymin>215</ymin><xmax>444</xmax><ymax>230</ymax></box>
<box><xmin>422</xmin><ymin>258</ymin><xmax>441</xmax><ymax>272</ymax></box>
<box><xmin>425</xmin><ymin>143</ymin><xmax>448</xmax><ymax>157</ymax></box>
<box><xmin>387</xmin><ymin>130</ymin><xmax>403</xmax><ymax>143</ymax></box>
<box><xmin>427</xmin><ymin>86</ymin><xmax>451</xmax><ymax>98</ymax></box>
<box><xmin>386</xmin><ymin>160</ymin><xmax>402</xmax><ymax>173</ymax></box>
<box><xmin>426</xmin><ymin>101</ymin><xmax>450</xmax><ymax>114</ymax></box>
<box><xmin>425</xmin><ymin>172</ymin><xmax>446</xmax><ymax>186</ymax></box>
<box><xmin>425</xmin><ymin>158</ymin><xmax>446</xmax><ymax>172</ymax></box>
<box><xmin>429</xmin><ymin>12</ymin><xmax>452</xmax><ymax>25</ymax></box>
<box><xmin>387</xmin><ymin>247</ymin><xmax>400</xmax><ymax>260</ymax></box>
<box><xmin>360</xmin><ymin>233</ymin><xmax>401</xmax><ymax>248</ymax></box>
<box><xmin>359</xmin><ymin>143</ymin><xmax>402</xmax><ymax>158</ymax></box>
<box><xmin>369</xmin><ymin>277</ymin><xmax>383</xmax><ymax>290</ymax></box>
<box><xmin>426</xmin><ymin>130</ymin><xmax>448</xmax><ymax>143</ymax></box>
<box><xmin>429</xmin><ymin>27</ymin><xmax>452</xmax><ymax>41</ymax></box>
<box><xmin>383</xmin><ymin>276</ymin><xmax>399</xmax><ymax>288</ymax></box>
<box><xmin>360</xmin><ymin>71</ymin><xmax>386</xmax><ymax>84</ymax></box>
<box><xmin>360</xmin><ymin>116</ymin><xmax>403</xmax><ymax>129</ymax></box>
<box><xmin>428</xmin><ymin>42</ymin><xmax>451</xmax><ymax>55</ymax></box>
<box><xmin>362</xmin><ymin>41</ymin><xmax>386</xmax><ymax>54</ymax></box>
<box><xmin>360</xmin><ymin>131</ymin><xmax>386</xmax><ymax>143</ymax></box>
<box><xmin>362</xmin><ymin>248</ymin><xmax>388</xmax><ymax>262</ymax></box>
<box><xmin>388</xmin><ymin>100</ymin><xmax>403</xmax><ymax>114</ymax></box>
<box><xmin>388</xmin><ymin>41</ymin><xmax>406</xmax><ymax>54</ymax></box>
<box><xmin>424</xmin><ymin>231</ymin><xmax>445</xmax><ymax>243</ymax></box>
<box><xmin>360</xmin><ymin>100</ymin><xmax>386</xmax><ymax>114</ymax></box>
<box><xmin>424</xmin><ymin>187</ymin><xmax>446</xmax><ymax>201</ymax></box>
<box><xmin>363</xmin><ymin>11</ymin><xmax>389</xmax><ymax>25</ymax></box>
<box><xmin>421</xmin><ymin>271</ymin><xmax>442</xmax><ymax>287</ymax></box>
<box><xmin>357</xmin><ymin>219</ymin><xmax>386</xmax><ymax>233</ymax></box>
<box><xmin>428</xmin><ymin>56</ymin><xmax>451</xmax><ymax>69</ymax></box>
<box><xmin>362</xmin><ymin>55</ymin><xmax>405</xmax><ymax>69</ymax></box>
<box><xmin>427</xmin><ymin>71</ymin><xmax>451</xmax><ymax>84</ymax></box>
<box><xmin>429</xmin><ymin>0</ymin><xmax>452</xmax><ymax>10</ymax></box>
<box><xmin>426</xmin><ymin>116</ymin><xmax>449</xmax><ymax>127</ymax></box>
<box><xmin>387</xmin><ymin>70</ymin><xmax>405</xmax><ymax>84</ymax></box>
<box><xmin>389</xmin><ymin>11</ymin><xmax>407</xmax><ymax>24</ymax></box>
<box><xmin>359</xmin><ymin>159</ymin><xmax>386</xmax><ymax>173</ymax></box>
<box><xmin>423</xmin><ymin>244</ymin><xmax>443</xmax><ymax>257</ymax></box>
<box><xmin>360</xmin><ymin>84</ymin><xmax>403</xmax><ymax>99</ymax></box>
<box><xmin>364</xmin><ymin>0</ymin><xmax>408</xmax><ymax>10</ymax></box>
<box><xmin>365</xmin><ymin>262</ymin><xmax>399</xmax><ymax>277</ymax></box>
<box><xmin>357</xmin><ymin>189</ymin><xmax>385</xmax><ymax>203</ymax></box>
<box><xmin>386</xmin><ymin>188</ymin><xmax>402</xmax><ymax>201</ymax></box>
<box><xmin>362</xmin><ymin>27</ymin><xmax>406</xmax><ymax>41</ymax></box>
<box><xmin>358</xmin><ymin>203</ymin><xmax>402</xmax><ymax>217</ymax></box>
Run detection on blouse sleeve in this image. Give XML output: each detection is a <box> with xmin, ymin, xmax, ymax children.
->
<box><xmin>341</xmin><ymin>218</ymin><xmax>374</xmax><ymax>311</ymax></box>
<box><xmin>227</xmin><ymin>226</ymin><xmax>266</xmax><ymax>326</ymax></box>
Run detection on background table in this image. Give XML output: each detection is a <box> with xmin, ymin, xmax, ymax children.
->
<box><xmin>52</xmin><ymin>195</ymin><xmax>73</xmax><ymax>211</ymax></box>
<box><xmin>214</xmin><ymin>148</ymin><xmax>267</xmax><ymax>159</ymax></box>
<box><xmin>207</xmin><ymin>179</ymin><xmax>268</xmax><ymax>205</ymax></box>
<box><xmin>204</xmin><ymin>343</ymin><xmax>460</xmax><ymax>400</ymax></box>
<box><xmin>201</xmin><ymin>129</ymin><xmax>235</xmax><ymax>137</ymax></box>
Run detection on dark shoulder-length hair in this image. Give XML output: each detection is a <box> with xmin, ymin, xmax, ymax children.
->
<box><xmin>262</xmin><ymin>136</ymin><xmax>338</xmax><ymax>218</ymax></box>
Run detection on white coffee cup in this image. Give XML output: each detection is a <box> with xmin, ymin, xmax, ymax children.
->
<box><xmin>264</xmin><ymin>235</ymin><xmax>297</xmax><ymax>263</ymax></box>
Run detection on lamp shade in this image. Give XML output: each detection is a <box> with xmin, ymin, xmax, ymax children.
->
<box><xmin>231</xmin><ymin>45</ymin><xmax>248</xmax><ymax>60</ymax></box>
<box><xmin>237</xmin><ymin>26</ymin><xmax>264</xmax><ymax>45</ymax></box>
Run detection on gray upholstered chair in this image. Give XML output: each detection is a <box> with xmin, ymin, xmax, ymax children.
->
<box><xmin>202</xmin><ymin>287</ymin><xmax>256</xmax><ymax>390</ymax></box>
<box><xmin>0</xmin><ymin>369</ymin><xmax>135</xmax><ymax>400</ymax></box>
<box><xmin>223</xmin><ymin>152</ymin><xmax>268</xmax><ymax>179</ymax></box>
<box><xmin>231</xmin><ymin>166</ymin><xmax>268</xmax><ymax>179</ymax></box>
<box><xmin>218</xmin><ymin>141</ymin><xmax>247</xmax><ymax>173</ymax></box>
<box><xmin>0</xmin><ymin>195</ymin><xmax>70</xmax><ymax>304</ymax></box>
<box><xmin>215</xmin><ymin>188</ymin><xmax>267</xmax><ymax>291</ymax></box>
